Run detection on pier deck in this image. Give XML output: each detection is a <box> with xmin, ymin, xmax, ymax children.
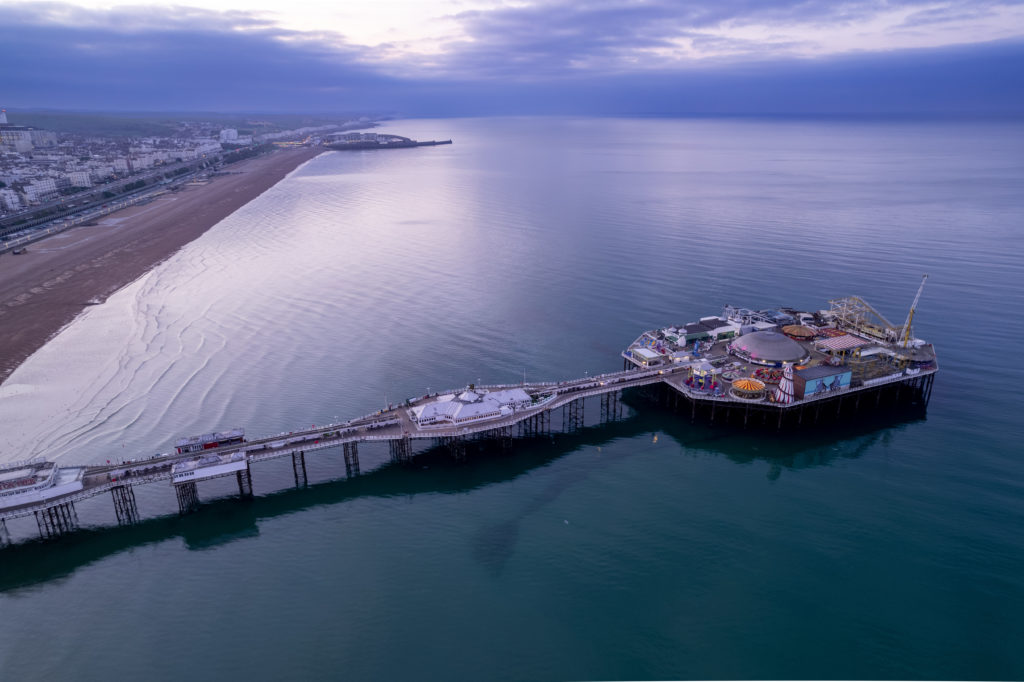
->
<box><xmin>0</xmin><ymin>354</ymin><xmax>934</xmax><ymax>538</ymax></box>
<box><xmin>0</xmin><ymin>365</ymin><xmax>674</xmax><ymax>523</ymax></box>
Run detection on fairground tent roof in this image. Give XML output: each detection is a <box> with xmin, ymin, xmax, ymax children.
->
<box><xmin>781</xmin><ymin>324</ymin><xmax>816</xmax><ymax>339</ymax></box>
<box><xmin>732</xmin><ymin>378</ymin><xmax>766</xmax><ymax>392</ymax></box>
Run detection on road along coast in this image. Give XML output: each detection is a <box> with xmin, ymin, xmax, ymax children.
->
<box><xmin>0</xmin><ymin>146</ymin><xmax>324</xmax><ymax>384</ymax></box>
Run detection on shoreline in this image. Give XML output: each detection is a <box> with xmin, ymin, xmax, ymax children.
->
<box><xmin>0</xmin><ymin>146</ymin><xmax>325</xmax><ymax>386</ymax></box>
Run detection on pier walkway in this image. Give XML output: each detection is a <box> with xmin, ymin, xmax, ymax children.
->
<box><xmin>0</xmin><ymin>365</ymin><xmax>678</xmax><ymax>528</ymax></box>
<box><xmin>0</xmin><ymin>358</ymin><xmax>934</xmax><ymax>543</ymax></box>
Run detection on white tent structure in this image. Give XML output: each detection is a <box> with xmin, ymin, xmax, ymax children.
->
<box><xmin>409</xmin><ymin>387</ymin><xmax>532</xmax><ymax>427</ymax></box>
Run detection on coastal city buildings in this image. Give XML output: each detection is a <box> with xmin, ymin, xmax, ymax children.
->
<box><xmin>0</xmin><ymin>110</ymin><xmax>361</xmax><ymax>219</ymax></box>
<box><xmin>0</xmin><ymin>110</ymin><xmax>223</xmax><ymax>216</ymax></box>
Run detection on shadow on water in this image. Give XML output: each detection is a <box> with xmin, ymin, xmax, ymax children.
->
<box><xmin>0</xmin><ymin>398</ymin><xmax>926</xmax><ymax>591</ymax></box>
<box><xmin>471</xmin><ymin>393</ymin><xmax>927</xmax><ymax>574</ymax></box>
<box><xmin>635</xmin><ymin>391</ymin><xmax>928</xmax><ymax>478</ymax></box>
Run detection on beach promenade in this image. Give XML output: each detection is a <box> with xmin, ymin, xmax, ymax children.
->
<box><xmin>0</xmin><ymin>146</ymin><xmax>324</xmax><ymax>384</ymax></box>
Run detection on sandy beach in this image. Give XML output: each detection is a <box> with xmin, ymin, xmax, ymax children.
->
<box><xmin>0</xmin><ymin>146</ymin><xmax>324</xmax><ymax>385</ymax></box>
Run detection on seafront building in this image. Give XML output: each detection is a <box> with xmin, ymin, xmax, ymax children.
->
<box><xmin>0</xmin><ymin>110</ymin><xmax>223</xmax><ymax>215</ymax></box>
<box><xmin>0</xmin><ymin>110</ymin><xmax>363</xmax><ymax>220</ymax></box>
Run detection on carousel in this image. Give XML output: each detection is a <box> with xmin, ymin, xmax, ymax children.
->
<box><xmin>781</xmin><ymin>324</ymin><xmax>816</xmax><ymax>341</ymax></box>
<box><xmin>729</xmin><ymin>378</ymin><xmax>766</xmax><ymax>400</ymax></box>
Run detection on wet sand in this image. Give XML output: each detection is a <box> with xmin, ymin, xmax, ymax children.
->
<box><xmin>0</xmin><ymin>146</ymin><xmax>324</xmax><ymax>384</ymax></box>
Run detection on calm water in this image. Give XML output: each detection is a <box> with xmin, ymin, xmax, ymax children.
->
<box><xmin>1</xmin><ymin>117</ymin><xmax>1022</xmax><ymax>680</ymax></box>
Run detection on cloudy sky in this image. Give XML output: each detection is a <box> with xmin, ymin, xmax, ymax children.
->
<box><xmin>2</xmin><ymin>0</ymin><xmax>1023</xmax><ymax>114</ymax></box>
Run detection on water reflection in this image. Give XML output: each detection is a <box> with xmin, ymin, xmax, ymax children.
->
<box><xmin>648</xmin><ymin>399</ymin><xmax>927</xmax><ymax>476</ymax></box>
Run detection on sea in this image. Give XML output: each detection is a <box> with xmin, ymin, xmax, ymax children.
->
<box><xmin>0</xmin><ymin>116</ymin><xmax>1022</xmax><ymax>680</ymax></box>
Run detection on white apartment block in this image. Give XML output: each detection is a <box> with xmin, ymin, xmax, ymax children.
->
<box><xmin>24</xmin><ymin>178</ymin><xmax>58</xmax><ymax>202</ymax></box>
<box><xmin>29</xmin><ymin>130</ymin><xmax>57</xmax><ymax>147</ymax></box>
<box><xmin>194</xmin><ymin>140</ymin><xmax>222</xmax><ymax>154</ymax></box>
<box><xmin>68</xmin><ymin>171</ymin><xmax>93</xmax><ymax>188</ymax></box>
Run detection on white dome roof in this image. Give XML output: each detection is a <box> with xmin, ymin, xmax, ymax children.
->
<box><xmin>729</xmin><ymin>330</ymin><xmax>806</xmax><ymax>363</ymax></box>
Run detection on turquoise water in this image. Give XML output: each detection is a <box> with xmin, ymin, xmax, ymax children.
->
<box><xmin>1</xmin><ymin>117</ymin><xmax>1022</xmax><ymax>680</ymax></box>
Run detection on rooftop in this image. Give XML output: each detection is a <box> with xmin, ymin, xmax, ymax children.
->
<box><xmin>729</xmin><ymin>330</ymin><xmax>809</xmax><ymax>365</ymax></box>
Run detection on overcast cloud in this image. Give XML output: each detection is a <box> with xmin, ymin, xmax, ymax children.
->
<box><xmin>1</xmin><ymin>0</ymin><xmax>1022</xmax><ymax>114</ymax></box>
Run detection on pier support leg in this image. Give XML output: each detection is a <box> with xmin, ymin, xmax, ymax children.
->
<box><xmin>343</xmin><ymin>442</ymin><xmax>360</xmax><ymax>478</ymax></box>
<box><xmin>389</xmin><ymin>436</ymin><xmax>412</xmax><ymax>464</ymax></box>
<box><xmin>111</xmin><ymin>485</ymin><xmax>140</xmax><ymax>525</ymax></box>
<box><xmin>236</xmin><ymin>464</ymin><xmax>253</xmax><ymax>497</ymax></box>
<box><xmin>521</xmin><ymin>412</ymin><xmax>549</xmax><ymax>438</ymax></box>
<box><xmin>444</xmin><ymin>436</ymin><xmax>466</xmax><ymax>461</ymax></box>
<box><xmin>34</xmin><ymin>502</ymin><xmax>78</xmax><ymax>539</ymax></box>
<box><xmin>563</xmin><ymin>399</ymin><xmax>584</xmax><ymax>433</ymax></box>
<box><xmin>0</xmin><ymin>519</ymin><xmax>8</xmax><ymax>546</ymax></box>
<box><xmin>493</xmin><ymin>426</ymin><xmax>513</xmax><ymax>455</ymax></box>
<box><xmin>600</xmin><ymin>391</ymin><xmax>622</xmax><ymax>423</ymax></box>
<box><xmin>175</xmin><ymin>481</ymin><xmax>200</xmax><ymax>514</ymax></box>
<box><xmin>292</xmin><ymin>451</ymin><xmax>308</xmax><ymax>488</ymax></box>
<box><xmin>518</xmin><ymin>416</ymin><xmax>533</xmax><ymax>439</ymax></box>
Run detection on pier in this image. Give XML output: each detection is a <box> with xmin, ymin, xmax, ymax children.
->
<box><xmin>0</xmin><ymin>357</ymin><xmax>934</xmax><ymax>544</ymax></box>
<box><xmin>324</xmin><ymin>133</ymin><xmax>452</xmax><ymax>151</ymax></box>
<box><xmin>0</xmin><ymin>286</ymin><xmax>940</xmax><ymax>545</ymax></box>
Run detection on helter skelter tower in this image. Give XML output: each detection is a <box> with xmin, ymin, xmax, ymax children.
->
<box><xmin>773</xmin><ymin>364</ymin><xmax>795</xmax><ymax>404</ymax></box>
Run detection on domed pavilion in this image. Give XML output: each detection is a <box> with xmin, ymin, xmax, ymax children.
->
<box><xmin>728</xmin><ymin>330</ymin><xmax>809</xmax><ymax>366</ymax></box>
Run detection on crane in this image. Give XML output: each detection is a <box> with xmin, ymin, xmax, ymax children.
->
<box><xmin>900</xmin><ymin>274</ymin><xmax>928</xmax><ymax>348</ymax></box>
